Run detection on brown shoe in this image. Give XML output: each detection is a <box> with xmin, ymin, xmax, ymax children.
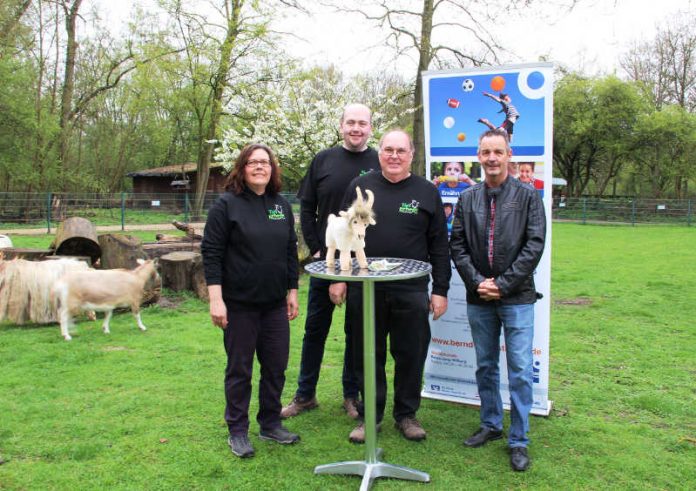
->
<box><xmin>395</xmin><ymin>417</ymin><xmax>426</xmax><ymax>441</ymax></box>
<box><xmin>280</xmin><ymin>395</ymin><xmax>318</xmax><ymax>419</ymax></box>
<box><xmin>343</xmin><ymin>398</ymin><xmax>359</xmax><ymax>419</ymax></box>
<box><xmin>348</xmin><ymin>422</ymin><xmax>381</xmax><ymax>444</ymax></box>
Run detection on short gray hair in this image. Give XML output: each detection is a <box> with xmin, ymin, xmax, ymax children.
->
<box><xmin>478</xmin><ymin>129</ymin><xmax>511</xmax><ymax>152</ymax></box>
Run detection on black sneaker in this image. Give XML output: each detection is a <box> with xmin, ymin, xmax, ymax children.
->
<box><xmin>259</xmin><ymin>426</ymin><xmax>300</xmax><ymax>444</ymax></box>
<box><xmin>228</xmin><ymin>434</ymin><xmax>255</xmax><ymax>458</ymax></box>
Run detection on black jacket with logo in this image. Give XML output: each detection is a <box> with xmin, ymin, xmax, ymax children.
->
<box><xmin>449</xmin><ymin>176</ymin><xmax>546</xmax><ymax>305</ymax></box>
<box><xmin>344</xmin><ymin>171</ymin><xmax>451</xmax><ymax>296</ymax></box>
<box><xmin>201</xmin><ymin>187</ymin><xmax>299</xmax><ymax>308</ymax></box>
<box><xmin>297</xmin><ymin>146</ymin><xmax>379</xmax><ymax>257</ymax></box>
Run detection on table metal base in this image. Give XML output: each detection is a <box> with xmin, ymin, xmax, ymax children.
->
<box><xmin>305</xmin><ymin>259</ymin><xmax>433</xmax><ymax>490</ymax></box>
<box><xmin>315</xmin><ymin>448</ymin><xmax>430</xmax><ymax>491</ymax></box>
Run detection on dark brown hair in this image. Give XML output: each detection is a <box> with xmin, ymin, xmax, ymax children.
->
<box><xmin>224</xmin><ymin>143</ymin><xmax>282</xmax><ymax>194</ymax></box>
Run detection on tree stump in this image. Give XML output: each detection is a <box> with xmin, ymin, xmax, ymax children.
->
<box><xmin>98</xmin><ymin>234</ymin><xmax>147</xmax><ymax>270</ymax></box>
<box><xmin>52</xmin><ymin>217</ymin><xmax>101</xmax><ymax>265</ymax></box>
<box><xmin>142</xmin><ymin>241</ymin><xmax>200</xmax><ymax>260</ymax></box>
<box><xmin>191</xmin><ymin>261</ymin><xmax>209</xmax><ymax>302</ymax></box>
<box><xmin>160</xmin><ymin>251</ymin><xmax>203</xmax><ymax>293</ymax></box>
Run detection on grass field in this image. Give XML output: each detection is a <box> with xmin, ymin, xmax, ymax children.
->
<box><xmin>1</xmin><ymin>223</ymin><xmax>694</xmax><ymax>490</ymax></box>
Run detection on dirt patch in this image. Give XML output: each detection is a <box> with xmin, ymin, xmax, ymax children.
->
<box><xmin>555</xmin><ymin>297</ymin><xmax>592</xmax><ymax>306</ymax></box>
<box><xmin>102</xmin><ymin>345</ymin><xmax>129</xmax><ymax>352</ymax></box>
<box><xmin>157</xmin><ymin>296</ymin><xmax>184</xmax><ymax>309</ymax></box>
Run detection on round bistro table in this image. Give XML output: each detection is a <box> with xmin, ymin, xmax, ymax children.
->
<box><xmin>304</xmin><ymin>257</ymin><xmax>432</xmax><ymax>491</ymax></box>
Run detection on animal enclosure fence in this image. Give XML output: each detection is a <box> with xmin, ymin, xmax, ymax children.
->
<box><xmin>0</xmin><ymin>192</ymin><xmax>300</xmax><ymax>232</ymax></box>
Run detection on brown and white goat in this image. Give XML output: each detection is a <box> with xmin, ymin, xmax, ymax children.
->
<box><xmin>325</xmin><ymin>187</ymin><xmax>376</xmax><ymax>271</ymax></box>
<box><xmin>54</xmin><ymin>259</ymin><xmax>159</xmax><ymax>341</ymax></box>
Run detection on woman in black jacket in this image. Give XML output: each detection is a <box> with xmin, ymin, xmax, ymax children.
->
<box><xmin>201</xmin><ymin>143</ymin><xmax>300</xmax><ymax>458</ymax></box>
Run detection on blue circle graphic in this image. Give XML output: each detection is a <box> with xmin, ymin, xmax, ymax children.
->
<box><xmin>527</xmin><ymin>71</ymin><xmax>545</xmax><ymax>90</ymax></box>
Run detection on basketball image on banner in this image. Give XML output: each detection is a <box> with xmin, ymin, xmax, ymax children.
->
<box><xmin>422</xmin><ymin>63</ymin><xmax>554</xmax><ymax>416</ymax></box>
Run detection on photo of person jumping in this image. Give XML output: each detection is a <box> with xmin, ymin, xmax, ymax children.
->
<box><xmin>477</xmin><ymin>92</ymin><xmax>520</xmax><ymax>142</ymax></box>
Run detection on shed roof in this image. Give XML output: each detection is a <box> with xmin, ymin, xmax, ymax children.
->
<box><xmin>127</xmin><ymin>162</ymin><xmax>226</xmax><ymax>177</ymax></box>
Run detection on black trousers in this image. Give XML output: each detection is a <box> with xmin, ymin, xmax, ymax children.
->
<box><xmin>223</xmin><ymin>302</ymin><xmax>289</xmax><ymax>436</ymax></box>
<box><xmin>346</xmin><ymin>284</ymin><xmax>431</xmax><ymax>423</ymax></box>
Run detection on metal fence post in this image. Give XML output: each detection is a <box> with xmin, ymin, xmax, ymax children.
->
<box><xmin>631</xmin><ymin>200</ymin><xmax>636</xmax><ymax>226</ymax></box>
<box><xmin>46</xmin><ymin>192</ymin><xmax>52</xmax><ymax>234</ymax></box>
<box><xmin>582</xmin><ymin>197</ymin><xmax>587</xmax><ymax>225</ymax></box>
<box><xmin>121</xmin><ymin>192</ymin><xmax>126</xmax><ymax>231</ymax></box>
<box><xmin>688</xmin><ymin>200</ymin><xmax>692</xmax><ymax>227</ymax></box>
<box><xmin>184</xmin><ymin>192</ymin><xmax>190</xmax><ymax>223</ymax></box>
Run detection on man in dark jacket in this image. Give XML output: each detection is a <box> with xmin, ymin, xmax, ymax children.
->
<box><xmin>449</xmin><ymin>129</ymin><xmax>546</xmax><ymax>472</ymax></box>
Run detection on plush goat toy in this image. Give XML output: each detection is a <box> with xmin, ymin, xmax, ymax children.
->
<box><xmin>325</xmin><ymin>186</ymin><xmax>376</xmax><ymax>271</ymax></box>
<box><xmin>53</xmin><ymin>259</ymin><xmax>159</xmax><ymax>341</ymax></box>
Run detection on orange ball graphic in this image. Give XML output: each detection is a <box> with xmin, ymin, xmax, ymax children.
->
<box><xmin>457</xmin><ymin>132</ymin><xmax>466</xmax><ymax>142</ymax></box>
<box><xmin>490</xmin><ymin>76</ymin><xmax>506</xmax><ymax>92</ymax></box>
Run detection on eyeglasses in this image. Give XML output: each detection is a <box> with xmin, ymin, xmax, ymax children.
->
<box><xmin>380</xmin><ymin>147</ymin><xmax>411</xmax><ymax>158</ymax></box>
<box><xmin>246</xmin><ymin>159</ymin><xmax>271</xmax><ymax>168</ymax></box>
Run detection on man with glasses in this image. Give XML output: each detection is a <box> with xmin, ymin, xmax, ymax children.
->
<box><xmin>449</xmin><ymin>129</ymin><xmax>546</xmax><ymax>472</ymax></box>
<box><xmin>281</xmin><ymin>104</ymin><xmax>380</xmax><ymax>421</ymax></box>
<box><xmin>329</xmin><ymin>129</ymin><xmax>450</xmax><ymax>443</ymax></box>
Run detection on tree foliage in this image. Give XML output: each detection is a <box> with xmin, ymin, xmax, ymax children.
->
<box><xmin>217</xmin><ymin>63</ymin><xmax>412</xmax><ymax>190</ymax></box>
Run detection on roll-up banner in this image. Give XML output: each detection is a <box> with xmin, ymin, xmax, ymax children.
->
<box><xmin>422</xmin><ymin>63</ymin><xmax>554</xmax><ymax>416</ymax></box>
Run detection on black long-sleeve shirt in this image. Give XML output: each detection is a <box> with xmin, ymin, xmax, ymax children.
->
<box><xmin>344</xmin><ymin>172</ymin><xmax>451</xmax><ymax>296</ymax></box>
<box><xmin>297</xmin><ymin>146</ymin><xmax>379</xmax><ymax>257</ymax></box>
<box><xmin>201</xmin><ymin>187</ymin><xmax>299</xmax><ymax>308</ymax></box>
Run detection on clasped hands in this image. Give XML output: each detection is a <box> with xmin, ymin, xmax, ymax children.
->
<box><xmin>477</xmin><ymin>278</ymin><xmax>501</xmax><ymax>301</ymax></box>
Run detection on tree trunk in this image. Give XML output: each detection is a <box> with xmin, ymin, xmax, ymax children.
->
<box><xmin>52</xmin><ymin>216</ymin><xmax>101</xmax><ymax>264</ymax></box>
<box><xmin>58</xmin><ymin>0</ymin><xmax>83</xmax><ymax>191</ymax></box>
<box><xmin>192</xmin><ymin>0</ymin><xmax>242</xmax><ymax>219</ymax></box>
<box><xmin>411</xmin><ymin>0</ymin><xmax>434</xmax><ymax>177</ymax></box>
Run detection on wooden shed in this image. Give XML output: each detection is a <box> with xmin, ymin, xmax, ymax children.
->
<box><xmin>127</xmin><ymin>162</ymin><xmax>228</xmax><ymax>194</ymax></box>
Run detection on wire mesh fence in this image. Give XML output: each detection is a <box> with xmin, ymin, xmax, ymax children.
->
<box><xmin>0</xmin><ymin>192</ymin><xmax>301</xmax><ymax>232</ymax></box>
<box><xmin>552</xmin><ymin>197</ymin><xmax>694</xmax><ymax>226</ymax></box>
<box><xmin>0</xmin><ymin>193</ymin><xmax>692</xmax><ymax>231</ymax></box>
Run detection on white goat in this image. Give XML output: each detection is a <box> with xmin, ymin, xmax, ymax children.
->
<box><xmin>325</xmin><ymin>187</ymin><xmax>376</xmax><ymax>271</ymax></box>
<box><xmin>54</xmin><ymin>259</ymin><xmax>159</xmax><ymax>341</ymax></box>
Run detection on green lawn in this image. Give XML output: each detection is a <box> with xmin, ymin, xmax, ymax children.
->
<box><xmin>1</xmin><ymin>223</ymin><xmax>694</xmax><ymax>490</ymax></box>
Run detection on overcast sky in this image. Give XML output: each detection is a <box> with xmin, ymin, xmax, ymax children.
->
<box><xmin>104</xmin><ymin>0</ymin><xmax>694</xmax><ymax>78</ymax></box>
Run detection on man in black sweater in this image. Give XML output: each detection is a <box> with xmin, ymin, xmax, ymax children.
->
<box><xmin>330</xmin><ymin>129</ymin><xmax>451</xmax><ymax>443</ymax></box>
<box><xmin>281</xmin><ymin>104</ymin><xmax>380</xmax><ymax>420</ymax></box>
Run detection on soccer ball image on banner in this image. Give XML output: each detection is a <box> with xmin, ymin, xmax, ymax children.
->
<box><xmin>462</xmin><ymin>78</ymin><xmax>475</xmax><ymax>92</ymax></box>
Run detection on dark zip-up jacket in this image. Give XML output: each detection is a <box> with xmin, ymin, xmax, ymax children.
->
<box><xmin>449</xmin><ymin>176</ymin><xmax>546</xmax><ymax>305</ymax></box>
<box><xmin>201</xmin><ymin>187</ymin><xmax>299</xmax><ymax>308</ymax></box>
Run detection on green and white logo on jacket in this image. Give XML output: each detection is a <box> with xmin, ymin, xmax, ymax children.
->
<box><xmin>399</xmin><ymin>200</ymin><xmax>419</xmax><ymax>215</ymax></box>
<box><xmin>268</xmin><ymin>204</ymin><xmax>286</xmax><ymax>220</ymax></box>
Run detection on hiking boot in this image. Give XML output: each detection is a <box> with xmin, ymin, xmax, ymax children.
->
<box><xmin>343</xmin><ymin>397</ymin><xmax>359</xmax><ymax>419</ymax></box>
<box><xmin>259</xmin><ymin>425</ymin><xmax>300</xmax><ymax>444</ymax></box>
<box><xmin>395</xmin><ymin>417</ymin><xmax>426</xmax><ymax>441</ymax></box>
<box><xmin>228</xmin><ymin>434</ymin><xmax>255</xmax><ymax>458</ymax></box>
<box><xmin>280</xmin><ymin>395</ymin><xmax>319</xmax><ymax>419</ymax></box>
<box><xmin>348</xmin><ymin>422</ymin><xmax>381</xmax><ymax>444</ymax></box>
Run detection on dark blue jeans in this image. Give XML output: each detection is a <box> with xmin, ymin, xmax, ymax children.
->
<box><xmin>294</xmin><ymin>277</ymin><xmax>359</xmax><ymax>400</ymax></box>
<box><xmin>467</xmin><ymin>303</ymin><xmax>535</xmax><ymax>447</ymax></box>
